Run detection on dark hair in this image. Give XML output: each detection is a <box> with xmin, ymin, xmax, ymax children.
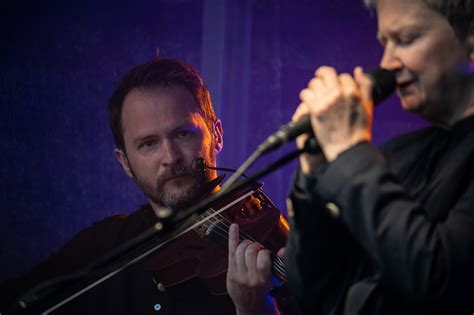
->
<box><xmin>108</xmin><ymin>58</ymin><xmax>217</xmax><ymax>150</ymax></box>
<box><xmin>364</xmin><ymin>0</ymin><xmax>474</xmax><ymax>40</ymax></box>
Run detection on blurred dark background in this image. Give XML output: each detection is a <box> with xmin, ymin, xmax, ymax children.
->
<box><xmin>0</xmin><ymin>0</ymin><xmax>426</xmax><ymax>281</ymax></box>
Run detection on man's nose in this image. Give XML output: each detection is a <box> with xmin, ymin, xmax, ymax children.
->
<box><xmin>161</xmin><ymin>140</ymin><xmax>183</xmax><ymax>166</ymax></box>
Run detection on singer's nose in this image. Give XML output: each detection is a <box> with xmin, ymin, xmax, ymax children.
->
<box><xmin>379</xmin><ymin>42</ymin><xmax>402</xmax><ymax>72</ymax></box>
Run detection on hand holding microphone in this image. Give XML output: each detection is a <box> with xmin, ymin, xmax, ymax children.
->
<box><xmin>259</xmin><ymin>66</ymin><xmax>395</xmax><ymax>174</ymax></box>
<box><xmin>301</xmin><ymin>66</ymin><xmax>377</xmax><ymax>163</ymax></box>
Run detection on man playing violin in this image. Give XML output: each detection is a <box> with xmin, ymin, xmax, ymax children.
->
<box><xmin>0</xmin><ymin>58</ymin><xmax>290</xmax><ymax>315</ymax></box>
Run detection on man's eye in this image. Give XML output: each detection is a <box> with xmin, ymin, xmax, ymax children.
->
<box><xmin>176</xmin><ymin>130</ymin><xmax>191</xmax><ymax>138</ymax></box>
<box><xmin>140</xmin><ymin>140</ymin><xmax>157</xmax><ymax>150</ymax></box>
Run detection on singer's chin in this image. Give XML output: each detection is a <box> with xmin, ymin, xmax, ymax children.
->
<box><xmin>398</xmin><ymin>92</ymin><xmax>423</xmax><ymax>113</ymax></box>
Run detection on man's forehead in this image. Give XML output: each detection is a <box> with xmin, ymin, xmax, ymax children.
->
<box><xmin>123</xmin><ymin>85</ymin><xmax>201</xmax><ymax>114</ymax></box>
<box><xmin>121</xmin><ymin>86</ymin><xmax>208</xmax><ymax>136</ymax></box>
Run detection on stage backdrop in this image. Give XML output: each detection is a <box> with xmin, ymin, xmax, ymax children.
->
<box><xmin>0</xmin><ymin>0</ymin><xmax>426</xmax><ymax>281</ymax></box>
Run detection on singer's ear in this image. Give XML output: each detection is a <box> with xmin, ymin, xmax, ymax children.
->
<box><xmin>114</xmin><ymin>148</ymin><xmax>133</xmax><ymax>178</ymax></box>
<box><xmin>213</xmin><ymin>119</ymin><xmax>223</xmax><ymax>155</ymax></box>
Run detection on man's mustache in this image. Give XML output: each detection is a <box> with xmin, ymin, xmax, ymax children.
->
<box><xmin>157</xmin><ymin>165</ymin><xmax>196</xmax><ymax>183</ymax></box>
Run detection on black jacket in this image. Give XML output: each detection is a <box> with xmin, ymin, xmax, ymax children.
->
<box><xmin>286</xmin><ymin>116</ymin><xmax>474</xmax><ymax>314</ymax></box>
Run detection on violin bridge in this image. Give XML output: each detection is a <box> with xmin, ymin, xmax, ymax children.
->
<box><xmin>193</xmin><ymin>208</ymin><xmax>217</xmax><ymax>238</ymax></box>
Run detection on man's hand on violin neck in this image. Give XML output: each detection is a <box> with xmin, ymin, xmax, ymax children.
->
<box><xmin>226</xmin><ymin>223</ymin><xmax>276</xmax><ymax>315</ymax></box>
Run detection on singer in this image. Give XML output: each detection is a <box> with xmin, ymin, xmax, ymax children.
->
<box><xmin>285</xmin><ymin>0</ymin><xmax>474</xmax><ymax>314</ymax></box>
<box><xmin>0</xmin><ymin>59</ymin><xmax>294</xmax><ymax>315</ymax></box>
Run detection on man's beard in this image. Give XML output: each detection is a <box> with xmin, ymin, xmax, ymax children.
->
<box><xmin>131</xmin><ymin>163</ymin><xmax>209</xmax><ymax>211</ymax></box>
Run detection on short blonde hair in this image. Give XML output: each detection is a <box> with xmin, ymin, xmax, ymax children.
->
<box><xmin>364</xmin><ymin>0</ymin><xmax>474</xmax><ymax>39</ymax></box>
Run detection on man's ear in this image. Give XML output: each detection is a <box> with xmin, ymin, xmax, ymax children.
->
<box><xmin>213</xmin><ymin>120</ymin><xmax>223</xmax><ymax>155</ymax></box>
<box><xmin>114</xmin><ymin>148</ymin><xmax>133</xmax><ymax>178</ymax></box>
<box><xmin>468</xmin><ymin>33</ymin><xmax>474</xmax><ymax>62</ymax></box>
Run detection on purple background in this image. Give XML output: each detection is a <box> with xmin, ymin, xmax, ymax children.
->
<box><xmin>0</xmin><ymin>0</ymin><xmax>426</xmax><ymax>282</ymax></box>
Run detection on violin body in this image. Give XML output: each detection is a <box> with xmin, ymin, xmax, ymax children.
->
<box><xmin>143</xmin><ymin>182</ymin><xmax>289</xmax><ymax>295</ymax></box>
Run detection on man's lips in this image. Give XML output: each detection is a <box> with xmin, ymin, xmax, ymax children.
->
<box><xmin>163</xmin><ymin>174</ymin><xmax>192</xmax><ymax>183</ymax></box>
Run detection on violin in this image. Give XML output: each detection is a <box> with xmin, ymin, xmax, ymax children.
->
<box><xmin>3</xmin><ymin>176</ymin><xmax>290</xmax><ymax>315</ymax></box>
<box><xmin>143</xmin><ymin>176</ymin><xmax>289</xmax><ymax>295</ymax></box>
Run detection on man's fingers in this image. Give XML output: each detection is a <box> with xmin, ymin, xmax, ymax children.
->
<box><xmin>228</xmin><ymin>223</ymin><xmax>239</xmax><ymax>272</ymax></box>
<box><xmin>277</xmin><ymin>247</ymin><xmax>286</xmax><ymax>258</ymax></box>
<box><xmin>235</xmin><ymin>239</ymin><xmax>251</xmax><ymax>274</ymax></box>
<box><xmin>244</xmin><ymin>242</ymin><xmax>260</xmax><ymax>279</ymax></box>
<box><xmin>256</xmin><ymin>249</ymin><xmax>272</xmax><ymax>282</ymax></box>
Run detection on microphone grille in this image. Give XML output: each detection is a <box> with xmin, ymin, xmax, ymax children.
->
<box><xmin>366</xmin><ymin>68</ymin><xmax>396</xmax><ymax>104</ymax></box>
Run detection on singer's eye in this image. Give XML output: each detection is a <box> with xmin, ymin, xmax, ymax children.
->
<box><xmin>396</xmin><ymin>29</ymin><xmax>423</xmax><ymax>46</ymax></box>
<box><xmin>397</xmin><ymin>35</ymin><xmax>418</xmax><ymax>46</ymax></box>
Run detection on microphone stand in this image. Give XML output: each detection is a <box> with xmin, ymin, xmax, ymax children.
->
<box><xmin>6</xmin><ymin>142</ymin><xmax>313</xmax><ymax>315</ymax></box>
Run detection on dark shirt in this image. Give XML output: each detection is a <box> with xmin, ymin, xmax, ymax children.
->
<box><xmin>0</xmin><ymin>205</ymin><xmax>237</xmax><ymax>315</ymax></box>
<box><xmin>285</xmin><ymin>116</ymin><xmax>474</xmax><ymax>314</ymax></box>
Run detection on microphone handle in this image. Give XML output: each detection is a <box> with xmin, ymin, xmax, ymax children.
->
<box><xmin>258</xmin><ymin>116</ymin><xmax>312</xmax><ymax>153</ymax></box>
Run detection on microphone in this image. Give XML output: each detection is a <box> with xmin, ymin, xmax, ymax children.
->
<box><xmin>258</xmin><ymin>68</ymin><xmax>396</xmax><ymax>153</ymax></box>
<box><xmin>192</xmin><ymin>157</ymin><xmax>206</xmax><ymax>173</ymax></box>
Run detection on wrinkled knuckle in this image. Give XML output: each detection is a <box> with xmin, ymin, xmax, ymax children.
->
<box><xmin>308</xmin><ymin>78</ymin><xmax>319</xmax><ymax>89</ymax></box>
<box><xmin>227</xmin><ymin>273</ymin><xmax>238</xmax><ymax>283</ymax></box>
<box><xmin>316</xmin><ymin>65</ymin><xmax>334</xmax><ymax>75</ymax></box>
<box><xmin>299</xmin><ymin>88</ymin><xmax>312</xmax><ymax>102</ymax></box>
<box><xmin>245</xmin><ymin>244</ymin><xmax>257</xmax><ymax>256</ymax></box>
<box><xmin>256</xmin><ymin>263</ymin><xmax>267</xmax><ymax>274</ymax></box>
<box><xmin>247</xmin><ymin>280</ymin><xmax>259</xmax><ymax>288</ymax></box>
<box><xmin>339</xmin><ymin>73</ymin><xmax>351</xmax><ymax>80</ymax></box>
<box><xmin>235</xmin><ymin>242</ymin><xmax>248</xmax><ymax>255</ymax></box>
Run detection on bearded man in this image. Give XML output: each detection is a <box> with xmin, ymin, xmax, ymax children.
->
<box><xmin>0</xmin><ymin>58</ymin><xmax>290</xmax><ymax>315</ymax></box>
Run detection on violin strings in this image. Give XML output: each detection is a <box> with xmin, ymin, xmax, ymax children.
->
<box><xmin>199</xmin><ymin>210</ymin><xmax>287</xmax><ymax>280</ymax></box>
<box><xmin>208</xmin><ymin>210</ymin><xmax>287</xmax><ymax>275</ymax></box>
<box><xmin>204</xmin><ymin>222</ymin><xmax>287</xmax><ymax>281</ymax></box>
<box><xmin>191</xmin><ymin>190</ymin><xmax>287</xmax><ymax>280</ymax></box>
